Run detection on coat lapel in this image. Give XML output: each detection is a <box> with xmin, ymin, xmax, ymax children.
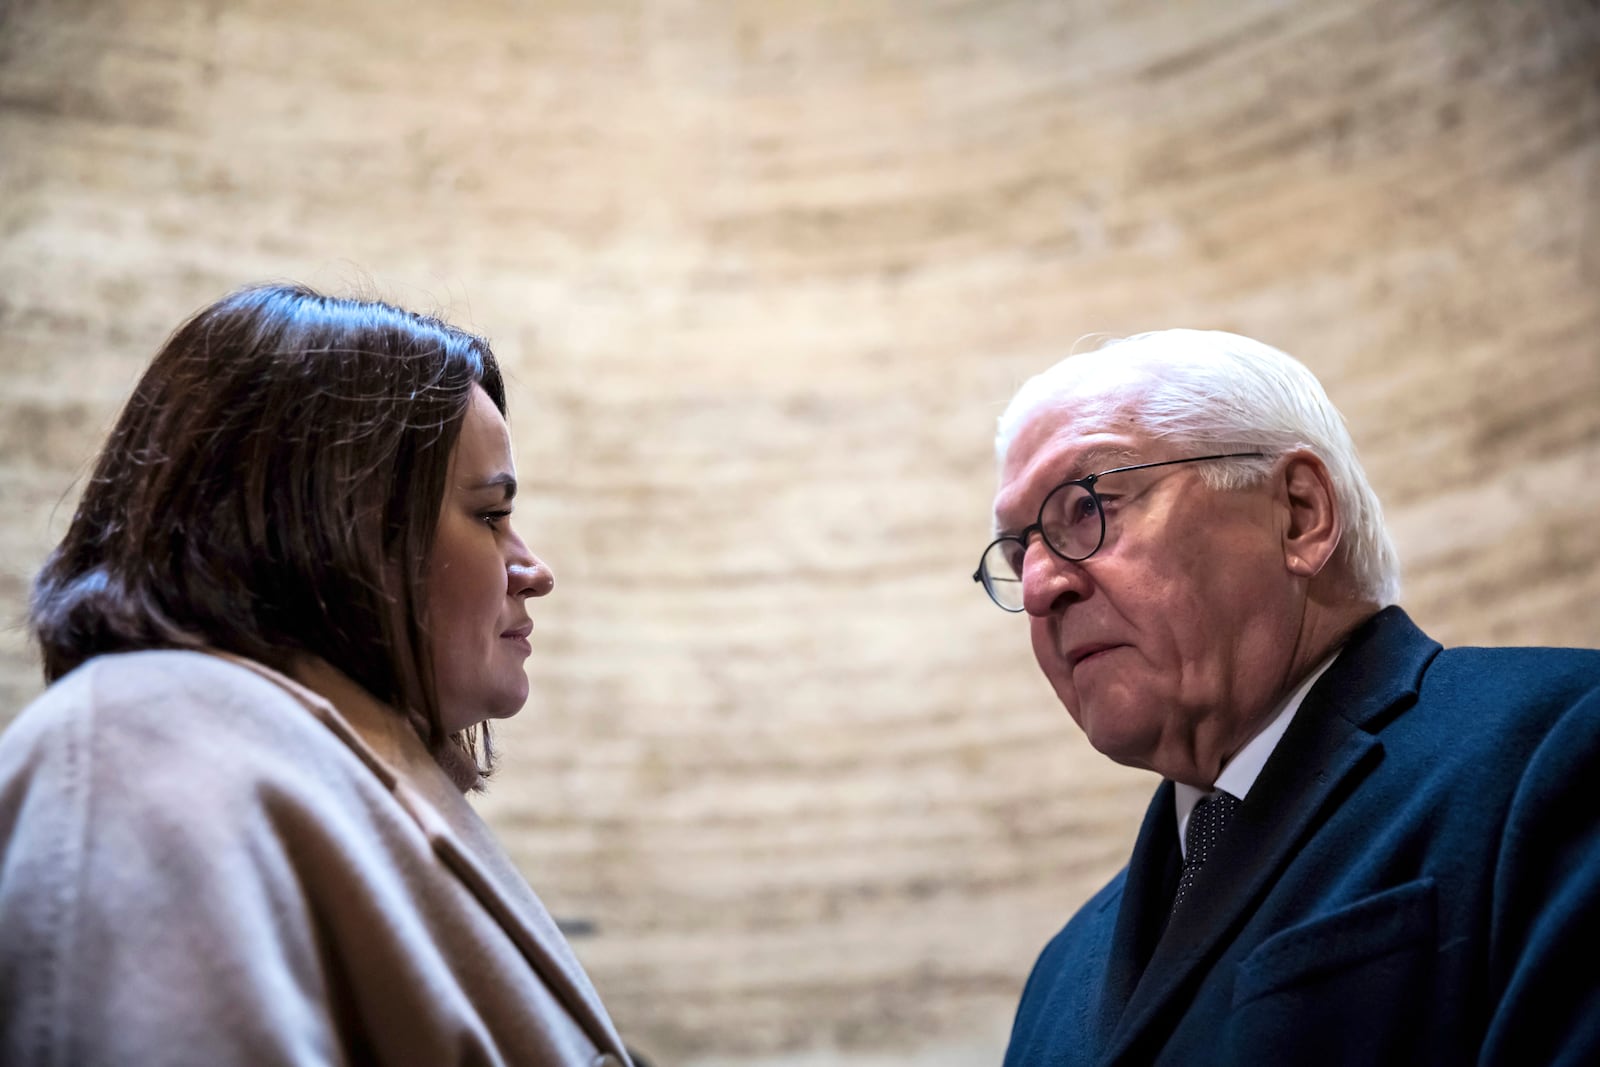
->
<box><xmin>390</xmin><ymin>780</ymin><xmax>632</xmax><ymax>1061</ymax></box>
<box><xmin>1100</xmin><ymin>608</ymin><xmax>1440</xmax><ymax>1065</ymax></box>
<box><xmin>225</xmin><ymin>654</ymin><xmax>633</xmax><ymax>1063</ymax></box>
<box><xmin>1097</xmin><ymin>780</ymin><xmax>1183</xmax><ymax>1043</ymax></box>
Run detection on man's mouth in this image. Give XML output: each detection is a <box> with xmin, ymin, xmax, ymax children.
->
<box><xmin>1068</xmin><ymin>643</ymin><xmax>1123</xmax><ymax>667</ymax></box>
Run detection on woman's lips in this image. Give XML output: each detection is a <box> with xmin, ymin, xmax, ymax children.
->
<box><xmin>501</xmin><ymin>622</ymin><xmax>532</xmax><ymax>654</ymax></box>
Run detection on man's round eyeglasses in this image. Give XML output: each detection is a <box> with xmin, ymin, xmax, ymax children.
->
<box><xmin>972</xmin><ymin>452</ymin><xmax>1267</xmax><ymax>612</ymax></box>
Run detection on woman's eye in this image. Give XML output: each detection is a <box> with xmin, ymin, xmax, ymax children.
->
<box><xmin>480</xmin><ymin>509</ymin><xmax>513</xmax><ymax>529</ymax></box>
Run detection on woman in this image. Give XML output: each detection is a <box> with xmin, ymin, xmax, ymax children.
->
<box><xmin>0</xmin><ymin>284</ymin><xmax>632</xmax><ymax>1066</ymax></box>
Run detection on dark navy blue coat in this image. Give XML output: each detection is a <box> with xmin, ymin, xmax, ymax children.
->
<box><xmin>1004</xmin><ymin>607</ymin><xmax>1600</xmax><ymax>1066</ymax></box>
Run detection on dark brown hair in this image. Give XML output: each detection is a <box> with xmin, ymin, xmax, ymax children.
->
<box><xmin>30</xmin><ymin>282</ymin><xmax>506</xmax><ymax>773</ymax></box>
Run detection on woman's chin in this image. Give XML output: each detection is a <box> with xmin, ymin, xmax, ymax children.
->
<box><xmin>440</xmin><ymin>672</ymin><xmax>530</xmax><ymax>731</ymax></box>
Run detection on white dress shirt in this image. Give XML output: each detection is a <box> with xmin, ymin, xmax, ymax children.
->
<box><xmin>1175</xmin><ymin>652</ymin><xmax>1339</xmax><ymax>859</ymax></box>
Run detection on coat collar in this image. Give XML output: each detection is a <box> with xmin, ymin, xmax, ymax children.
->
<box><xmin>218</xmin><ymin>653</ymin><xmax>633</xmax><ymax>1064</ymax></box>
<box><xmin>1099</xmin><ymin>606</ymin><xmax>1441</xmax><ymax>1065</ymax></box>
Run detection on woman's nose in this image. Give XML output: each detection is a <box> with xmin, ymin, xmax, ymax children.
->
<box><xmin>508</xmin><ymin>559</ymin><xmax>554</xmax><ymax>599</ymax></box>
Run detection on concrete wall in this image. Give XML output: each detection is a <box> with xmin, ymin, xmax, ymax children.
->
<box><xmin>2</xmin><ymin>1</ymin><xmax>1596</xmax><ymax>1063</ymax></box>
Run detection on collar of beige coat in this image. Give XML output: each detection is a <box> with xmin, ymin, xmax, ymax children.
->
<box><xmin>208</xmin><ymin>651</ymin><xmax>633</xmax><ymax>1064</ymax></box>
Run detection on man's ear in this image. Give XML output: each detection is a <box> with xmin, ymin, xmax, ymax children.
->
<box><xmin>1277</xmin><ymin>450</ymin><xmax>1341</xmax><ymax>578</ymax></box>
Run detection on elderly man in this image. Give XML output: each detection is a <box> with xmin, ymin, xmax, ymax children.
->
<box><xmin>977</xmin><ymin>330</ymin><xmax>1600</xmax><ymax>1066</ymax></box>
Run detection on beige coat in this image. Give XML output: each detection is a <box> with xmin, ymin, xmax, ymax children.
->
<box><xmin>0</xmin><ymin>650</ymin><xmax>632</xmax><ymax>1067</ymax></box>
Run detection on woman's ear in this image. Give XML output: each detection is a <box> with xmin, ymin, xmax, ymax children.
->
<box><xmin>1278</xmin><ymin>450</ymin><xmax>1341</xmax><ymax>578</ymax></box>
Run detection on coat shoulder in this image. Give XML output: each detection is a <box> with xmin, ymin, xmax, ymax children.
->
<box><xmin>0</xmin><ymin>649</ymin><xmax>373</xmax><ymax>832</ymax></box>
<box><xmin>1418</xmin><ymin>644</ymin><xmax>1600</xmax><ymax>737</ymax></box>
<box><xmin>1430</xmin><ymin>643</ymin><xmax>1600</xmax><ymax>688</ymax></box>
<box><xmin>6</xmin><ymin>649</ymin><xmax>312</xmax><ymax>745</ymax></box>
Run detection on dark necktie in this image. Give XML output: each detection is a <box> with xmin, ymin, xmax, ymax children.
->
<box><xmin>1172</xmin><ymin>790</ymin><xmax>1240</xmax><ymax>915</ymax></box>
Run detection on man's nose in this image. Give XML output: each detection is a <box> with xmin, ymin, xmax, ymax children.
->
<box><xmin>1021</xmin><ymin>537</ymin><xmax>1090</xmax><ymax>616</ymax></box>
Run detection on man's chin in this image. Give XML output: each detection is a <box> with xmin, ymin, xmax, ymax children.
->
<box><xmin>1075</xmin><ymin>705</ymin><xmax>1161</xmax><ymax>770</ymax></box>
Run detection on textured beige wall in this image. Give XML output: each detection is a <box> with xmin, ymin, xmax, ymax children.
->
<box><xmin>2</xmin><ymin>1</ymin><xmax>1597</xmax><ymax>1063</ymax></box>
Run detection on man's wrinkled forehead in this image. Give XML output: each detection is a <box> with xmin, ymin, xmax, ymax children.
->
<box><xmin>992</xmin><ymin>401</ymin><xmax>1144</xmax><ymax>528</ymax></box>
<box><xmin>1006</xmin><ymin>370</ymin><xmax>1153</xmax><ymax>465</ymax></box>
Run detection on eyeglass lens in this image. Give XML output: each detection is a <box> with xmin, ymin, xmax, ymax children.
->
<box><xmin>979</xmin><ymin>484</ymin><xmax>1103</xmax><ymax>610</ymax></box>
<box><xmin>1040</xmin><ymin>482</ymin><xmax>1103</xmax><ymax>559</ymax></box>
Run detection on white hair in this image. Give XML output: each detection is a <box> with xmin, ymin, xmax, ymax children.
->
<box><xmin>995</xmin><ymin>329</ymin><xmax>1400</xmax><ymax>606</ymax></box>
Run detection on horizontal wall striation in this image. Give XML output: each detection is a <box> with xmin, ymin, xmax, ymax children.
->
<box><xmin>1</xmin><ymin>0</ymin><xmax>1597</xmax><ymax>1063</ymax></box>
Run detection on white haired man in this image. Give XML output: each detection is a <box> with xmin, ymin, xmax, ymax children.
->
<box><xmin>979</xmin><ymin>330</ymin><xmax>1600</xmax><ymax>1066</ymax></box>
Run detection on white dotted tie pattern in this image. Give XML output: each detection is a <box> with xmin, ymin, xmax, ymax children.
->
<box><xmin>1172</xmin><ymin>790</ymin><xmax>1240</xmax><ymax>914</ymax></box>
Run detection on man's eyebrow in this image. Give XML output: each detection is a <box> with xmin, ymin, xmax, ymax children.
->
<box><xmin>1061</xmin><ymin>445</ymin><xmax>1140</xmax><ymax>481</ymax></box>
<box><xmin>992</xmin><ymin>445</ymin><xmax>1139</xmax><ymax>536</ymax></box>
<box><xmin>470</xmin><ymin>473</ymin><xmax>518</xmax><ymax>500</ymax></box>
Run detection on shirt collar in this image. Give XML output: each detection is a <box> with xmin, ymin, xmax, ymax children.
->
<box><xmin>1174</xmin><ymin>650</ymin><xmax>1340</xmax><ymax>858</ymax></box>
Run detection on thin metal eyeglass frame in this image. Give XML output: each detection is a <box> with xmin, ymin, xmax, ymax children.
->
<box><xmin>972</xmin><ymin>451</ymin><xmax>1268</xmax><ymax>611</ymax></box>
